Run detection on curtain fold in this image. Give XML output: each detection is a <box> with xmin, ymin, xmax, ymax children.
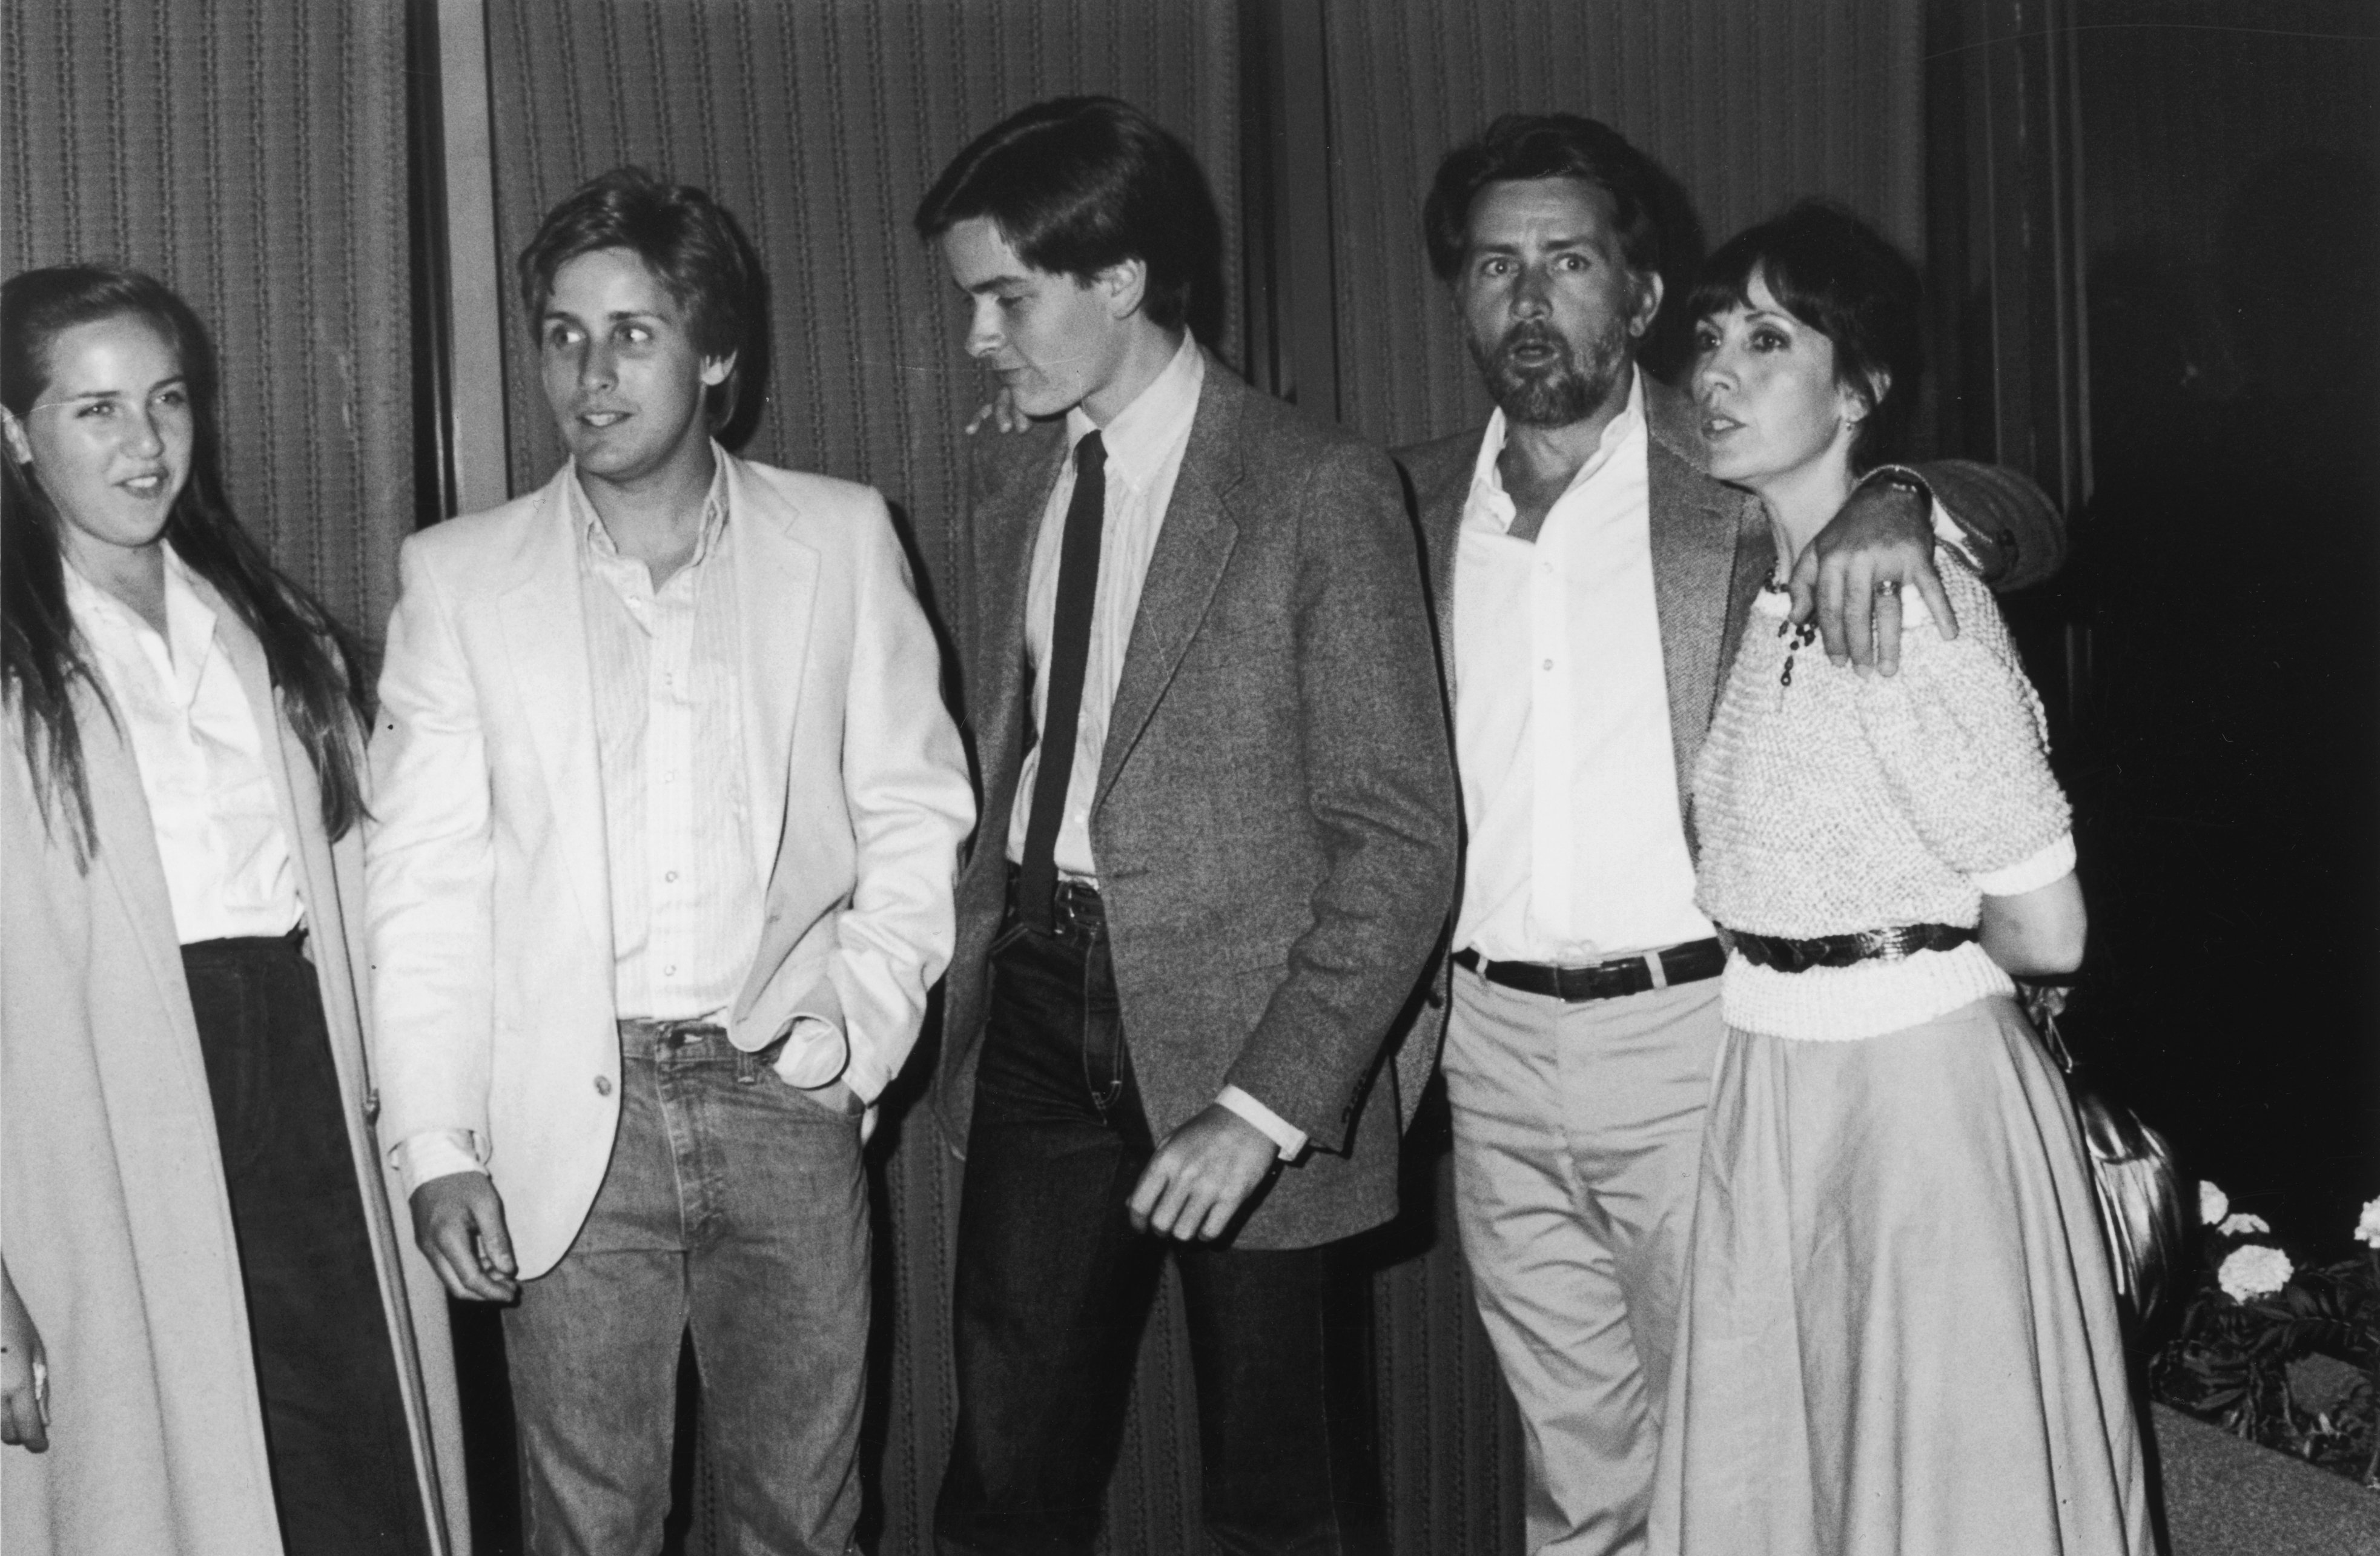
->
<box><xmin>2</xmin><ymin>0</ymin><xmax>414</xmax><ymax>638</ymax></box>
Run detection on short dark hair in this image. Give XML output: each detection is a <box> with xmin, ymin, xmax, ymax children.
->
<box><xmin>517</xmin><ymin>167</ymin><xmax>765</xmax><ymax>431</ymax></box>
<box><xmin>1423</xmin><ymin>113</ymin><xmax>1670</xmax><ymax>284</ymax></box>
<box><xmin>1688</xmin><ymin>200</ymin><xmax>1925</xmax><ymax>469</ymax></box>
<box><xmin>913</xmin><ymin>96</ymin><xmax>1221</xmax><ymax>336</ymax></box>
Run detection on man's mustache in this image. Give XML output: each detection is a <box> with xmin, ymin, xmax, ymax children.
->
<box><xmin>1495</xmin><ymin>323</ymin><xmax>1573</xmax><ymax>367</ymax></box>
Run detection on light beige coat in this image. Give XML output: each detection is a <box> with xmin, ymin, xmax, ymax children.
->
<box><xmin>0</xmin><ymin>574</ymin><xmax>468</xmax><ymax>1554</ymax></box>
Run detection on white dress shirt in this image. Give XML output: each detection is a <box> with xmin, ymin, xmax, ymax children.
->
<box><xmin>65</xmin><ymin>547</ymin><xmax>303</xmax><ymax>944</ymax></box>
<box><xmin>1452</xmin><ymin>370</ymin><xmax>1716</xmax><ymax>965</ymax></box>
<box><xmin>572</xmin><ymin>466</ymin><xmax>764</xmax><ymax>1021</ymax></box>
<box><xmin>1001</xmin><ymin>336</ymin><xmax>1304</xmax><ymax>1159</ymax></box>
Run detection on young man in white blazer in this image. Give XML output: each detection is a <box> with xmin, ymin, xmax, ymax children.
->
<box><xmin>365</xmin><ymin>167</ymin><xmax>974</xmax><ymax>1554</ymax></box>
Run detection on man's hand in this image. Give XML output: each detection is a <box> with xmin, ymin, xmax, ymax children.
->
<box><xmin>1128</xmin><ymin>1103</ymin><xmax>1282</xmax><ymax>1242</ymax></box>
<box><xmin>411</xmin><ymin>1173</ymin><xmax>521</xmax><ymax>1302</ymax></box>
<box><xmin>1789</xmin><ymin>478</ymin><xmax>1959</xmax><ymax>675</ymax></box>
<box><xmin>964</xmin><ymin>386</ymin><xmax>1031</xmax><ymax>437</ymax></box>
<box><xmin>2</xmin><ymin>1261</ymin><xmax>48</xmax><ymax>1452</ymax></box>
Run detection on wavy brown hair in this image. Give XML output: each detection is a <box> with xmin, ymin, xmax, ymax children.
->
<box><xmin>2</xmin><ymin>265</ymin><xmax>369</xmax><ymax>862</ymax></box>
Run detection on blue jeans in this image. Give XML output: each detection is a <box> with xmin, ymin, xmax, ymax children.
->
<box><xmin>935</xmin><ymin>918</ymin><xmax>1387</xmax><ymax>1555</ymax></box>
<box><xmin>503</xmin><ymin>1019</ymin><xmax>868</xmax><ymax>1556</ymax></box>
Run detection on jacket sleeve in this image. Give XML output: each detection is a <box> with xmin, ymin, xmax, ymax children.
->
<box><xmin>363</xmin><ymin>536</ymin><xmax>499</xmax><ymax>1157</ymax></box>
<box><xmin>1221</xmin><ymin>442</ymin><xmax>1462</xmax><ymax>1151</ymax></box>
<box><xmin>757</xmin><ymin>493</ymin><xmax>975</xmax><ymax>1104</ymax></box>
<box><xmin>1908</xmin><ymin>459</ymin><xmax>2068</xmax><ymax>592</ymax></box>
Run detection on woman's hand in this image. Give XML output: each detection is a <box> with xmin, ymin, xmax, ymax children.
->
<box><xmin>2</xmin><ymin>1260</ymin><xmax>50</xmax><ymax>1452</ymax></box>
<box><xmin>964</xmin><ymin>387</ymin><xmax>1031</xmax><ymax>437</ymax></box>
<box><xmin>1980</xmin><ymin>872</ymin><xmax>2087</xmax><ymax>978</ymax></box>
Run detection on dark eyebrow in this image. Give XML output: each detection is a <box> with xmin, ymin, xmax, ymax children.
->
<box><xmin>962</xmin><ymin>273</ymin><xmax>1033</xmax><ymax>295</ymax></box>
<box><xmin>1470</xmin><ymin>232</ymin><xmax>1599</xmax><ymax>256</ymax></box>
<box><xmin>52</xmin><ymin>373</ymin><xmax>187</xmax><ymax>403</ymax></box>
<box><xmin>540</xmin><ymin>307</ymin><xmax>661</xmax><ymax>326</ymax></box>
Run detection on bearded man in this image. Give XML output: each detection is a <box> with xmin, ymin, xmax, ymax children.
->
<box><xmin>1392</xmin><ymin>114</ymin><xmax>2064</xmax><ymax>1556</ymax></box>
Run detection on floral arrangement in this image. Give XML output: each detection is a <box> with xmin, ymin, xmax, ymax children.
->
<box><xmin>2147</xmin><ymin>1185</ymin><xmax>2380</xmax><ymax>1488</ymax></box>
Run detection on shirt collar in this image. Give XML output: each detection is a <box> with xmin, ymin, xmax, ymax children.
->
<box><xmin>1064</xmin><ymin>333</ymin><xmax>1204</xmax><ymax>491</ymax></box>
<box><xmin>1467</xmin><ymin>365</ymin><xmax>1647</xmax><ymax>515</ymax></box>
<box><xmin>570</xmin><ymin>445</ymin><xmax>732</xmax><ymax>568</ymax></box>
<box><xmin>64</xmin><ymin>541</ymin><xmax>217</xmax><ymax>703</ymax></box>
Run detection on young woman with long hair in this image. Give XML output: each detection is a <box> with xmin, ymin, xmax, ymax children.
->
<box><xmin>0</xmin><ymin>265</ymin><xmax>463</xmax><ymax>1555</ymax></box>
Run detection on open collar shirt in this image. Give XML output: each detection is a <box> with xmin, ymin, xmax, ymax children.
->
<box><xmin>570</xmin><ymin>458</ymin><xmax>764</xmax><ymax>1024</ymax></box>
<box><xmin>1451</xmin><ymin>369</ymin><xmax>1716</xmax><ymax>965</ymax></box>
<box><xmin>65</xmin><ymin>545</ymin><xmax>303</xmax><ymax>944</ymax></box>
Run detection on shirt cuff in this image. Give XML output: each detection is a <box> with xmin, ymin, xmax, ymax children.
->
<box><xmin>1217</xmin><ymin>1085</ymin><xmax>1307</xmax><ymax>1161</ymax></box>
<box><xmin>771</xmin><ymin>1015</ymin><xmax>851</xmax><ymax>1091</ymax></box>
<box><xmin>392</xmin><ymin>1128</ymin><xmax>486</xmax><ymax>1200</ymax></box>
<box><xmin>1974</xmin><ymin>832</ymin><xmax>2077</xmax><ymax>897</ymax></box>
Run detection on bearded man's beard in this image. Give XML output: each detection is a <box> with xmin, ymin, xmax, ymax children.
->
<box><xmin>1472</xmin><ymin>318</ymin><xmax>1633</xmax><ymax>426</ymax></box>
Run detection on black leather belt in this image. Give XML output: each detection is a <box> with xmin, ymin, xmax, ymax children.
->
<box><xmin>1451</xmin><ymin>939</ymin><xmax>1725</xmax><ymax>1003</ymax></box>
<box><xmin>1727</xmin><ymin>922</ymin><xmax>1976</xmax><ymax>973</ymax></box>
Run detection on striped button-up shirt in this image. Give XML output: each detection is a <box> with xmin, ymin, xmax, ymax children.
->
<box><xmin>573</xmin><ymin>463</ymin><xmax>762</xmax><ymax>1021</ymax></box>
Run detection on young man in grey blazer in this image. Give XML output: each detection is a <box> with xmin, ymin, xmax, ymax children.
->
<box><xmin>918</xmin><ymin>98</ymin><xmax>1459</xmax><ymax>1555</ymax></box>
<box><xmin>1394</xmin><ymin>114</ymin><xmax>2067</xmax><ymax>1556</ymax></box>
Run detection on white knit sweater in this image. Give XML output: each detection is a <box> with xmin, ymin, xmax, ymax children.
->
<box><xmin>1691</xmin><ymin>549</ymin><xmax>2074</xmax><ymax>1040</ymax></box>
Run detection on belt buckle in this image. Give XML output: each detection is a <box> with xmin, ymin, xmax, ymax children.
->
<box><xmin>1045</xmin><ymin>879</ymin><xmax>1100</xmax><ymax>943</ymax></box>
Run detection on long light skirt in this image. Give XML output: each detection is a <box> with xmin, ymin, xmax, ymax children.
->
<box><xmin>1648</xmin><ymin>995</ymin><xmax>2153</xmax><ymax>1556</ymax></box>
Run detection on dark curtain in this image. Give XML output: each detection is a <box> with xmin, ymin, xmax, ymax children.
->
<box><xmin>1320</xmin><ymin>0</ymin><xmax>1923</xmax><ymax>449</ymax></box>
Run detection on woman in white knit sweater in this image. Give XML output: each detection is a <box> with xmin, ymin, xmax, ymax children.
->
<box><xmin>1645</xmin><ymin>203</ymin><xmax>2150</xmax><ymax>1556</ymax></box>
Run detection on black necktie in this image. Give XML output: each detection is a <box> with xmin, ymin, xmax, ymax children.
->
<box><xmin>1018</xmin><ymin>431</ymin><xmax>1106</xmax><ymax>930</ymax></box>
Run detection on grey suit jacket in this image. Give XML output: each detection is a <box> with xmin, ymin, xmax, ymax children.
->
<box><xmin>934</xmin><ymin>355</ymin><xmax>1461</xmax><ymax>1250</ymax></box>
<box><xmin>1390</xmin><ymin>376</ymin><xmax>2068</xmax><ymax>1065</ymax></box>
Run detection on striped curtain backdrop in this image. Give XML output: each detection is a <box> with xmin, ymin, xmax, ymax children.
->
<box><xmin>1319</xmin><ymin>0</ymin><xmax>1923</xmax><ymax>450</ymax></box>
<box><xmin>475</xmin><ymin>6</ymin><xmax>1240</xmax><ymax>1551</ymax></box>
<box><xmin>481</xmin><ymin>0</ymin><xmax>1243</xmax><ymax>598</ymax></box>
<box><xmin>1</xmin><ymin>0</ymin><xmax>414</xmax><ymax>638</ymax></box>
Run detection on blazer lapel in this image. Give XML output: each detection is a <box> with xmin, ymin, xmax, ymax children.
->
<box><xmin>723</xmin><ymin>452</ymin><xmax>818</xmax><ymax>888</ymax></box>
<box><xmin>1411</xmin><ymin>437</ymin><xmax>1473</xmax><ymax>700</ymax></box>
<box><xmin>1095</xmin><ymin>370</ymin><xmax>1242</xmax><ymax>806</ymax></box>
<box><xmin>1647</xmin><ymin>426</ymin><xmax>1773</xmax><ymax>823</ymax></box>
<box><xmin>496</xmin><ymin>479</ymin><xmax>610</xmax><ymax>956</ymax></box>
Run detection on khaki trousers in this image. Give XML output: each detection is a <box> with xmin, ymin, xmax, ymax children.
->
<box><xmin>1441</xmin><ymin>965</ymin><xmax>1725</xmax><ymax>1556</ymax></box>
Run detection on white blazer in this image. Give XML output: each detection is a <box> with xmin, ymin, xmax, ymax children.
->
<box><xmin>365</xmin><ymin>449</ymin><xmax>974</xmax><ymax>1279</ymax></box>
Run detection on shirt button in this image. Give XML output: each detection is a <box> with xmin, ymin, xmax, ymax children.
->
<box><xmin>594</xmin><ymin>1075</ymin><xmax>613</xmax><ymax>1096</ymax></box>
<box><xmin>1542</xmin><ymin>658</ymin><xmax>1555</xmax><ymax>670</ymax></box>
<box><xmin>665</xmin><ymin>870</ymin><xmax>678</xmax><ymax>883</ymax></box>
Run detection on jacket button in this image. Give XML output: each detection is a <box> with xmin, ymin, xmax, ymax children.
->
<box><xmin>594</xmin><ymin>1076</ymin><xmax>613</xmax><ymax>1096</ymax></box>
<box><xmin>363</xmin><ymin>1088</ymin><xmax>381</xmax><ymax>1122</ymax></box>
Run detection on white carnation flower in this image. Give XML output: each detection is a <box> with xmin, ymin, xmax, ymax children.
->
<box><xmin>2199</xmin><ymin>1181</ymin><xmax>2229</xmax><ymax>1226</ymax></box>
<box><xmin>2216</xmin><ymin>1213</ymin><xmax>2271</xmax><ymax>1237</ymax></box>
<box><xmin>2216</xmin><ymin>1244</ymin><xmax>2294</xmax><ymax>1303</ymax></box>
<box><xmin>2357</xmin><ymin>1197</ymin><xmax>2380</xmax><ymax>1250</ymax></box>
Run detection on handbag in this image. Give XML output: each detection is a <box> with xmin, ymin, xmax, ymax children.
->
<box><xmin>2021</xmin><ymin>984</ymin><xmax>2190</xmax><ymax>1324</ymax></box>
